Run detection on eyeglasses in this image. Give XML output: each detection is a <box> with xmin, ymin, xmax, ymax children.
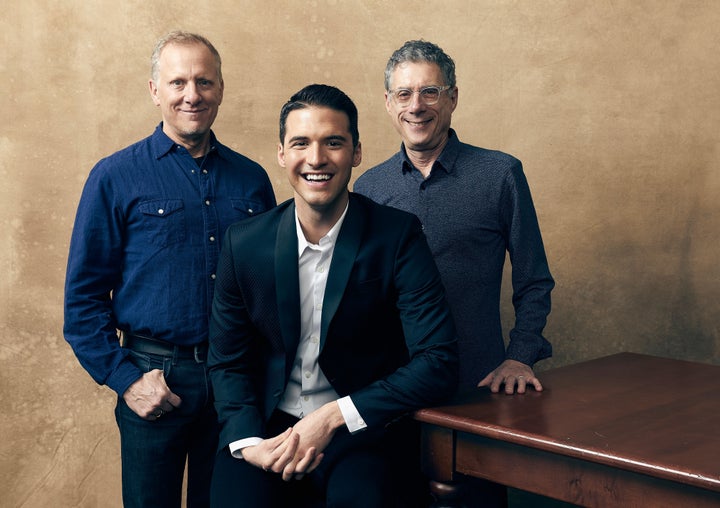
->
<box><xmin>388</xmin><ymin>85</ymin><xmax>452</xmax><ymax>106</ymax></box>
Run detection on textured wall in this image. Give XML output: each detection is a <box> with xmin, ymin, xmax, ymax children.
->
<box><xmin>1</xmin><ymin>1</ymin><xmax>718</xmax><ymax>506</ymax></box>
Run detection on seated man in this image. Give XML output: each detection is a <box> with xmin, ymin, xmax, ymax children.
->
<box><xmin>208</xmin><ymin>84</ymin><xmax>459</xmax><ymax>507</ymax></box>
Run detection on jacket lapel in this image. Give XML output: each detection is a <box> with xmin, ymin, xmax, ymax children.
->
<box><xmin>321</xmin><ymin>196</ymin><xmax>364</xmax><ymax>349</ymax></box>
<box><xmin>275</xmin><ymin>203</ymin><xmax>302</xmax><ymax>364</ymax></box>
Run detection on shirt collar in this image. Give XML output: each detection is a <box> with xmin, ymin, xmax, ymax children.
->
<box><xmin>151</xmin><ymin>122</ymin><xmax>221</xmax><ymax>160</ymax></box>
<box><xmin>295</xmin><ymin>201</ymin><xmax>350</xmax><ymax>256</ymax></box>
<box><xmin>400</xmin><ymin>128</ymin><xmax>460</xmax><ymax>176</ymax></box>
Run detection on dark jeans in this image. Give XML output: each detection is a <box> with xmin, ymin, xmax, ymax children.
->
<box><xmin>115</xmin><ymin>346</ymin><xmax>218</xmax><ymax>508</ymax></box>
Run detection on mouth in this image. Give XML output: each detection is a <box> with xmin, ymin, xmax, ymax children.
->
<box><xmin>302</xmin><ymin>173</ymin><xmax>333</xmax><ymax>182</ymax></box>
<box><xmin>404</xmin><ymin>118</ymin><xmax>432</xmax><ymax>127</ymax></box>
<box><xmin>181</xmin><ymin>108</ymin><xmax>208</xmax><ymax>115</ymax></box>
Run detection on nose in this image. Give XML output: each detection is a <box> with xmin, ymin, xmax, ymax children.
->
<box><xmin>306</xmin><ymin>143</ymin><xmax>326</xmax><ymax>167</ymax></box>
<box><xmin>184</xmin><ymin>82</ymin><xmax>201</xmax><ymax>104</ymax></box>
<box><xmin>407</xmin><ymin>91</ymin><xmax>425</xmax><ymax>112</ymax></box>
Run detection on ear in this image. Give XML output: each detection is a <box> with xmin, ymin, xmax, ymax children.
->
<box><xmin>148</xmin><ymin>79</ymin><xmax>160</xmax><ymax>106</ymax></box>
<box><xmin>384</xmin><ymin>91</ymin><xmax>392</xmax><ymax>114</ymax></box>
<box><xmin>277</xmin><ymin>142</ymin><xmax>286</xmax><ymax>167</ymax></box>
<box><xmin>352</xmin><ymin>141</ymin><xmax>362</xmax><ymax>168</ymax></box>
<box><xmin>449</xmin><ymin>86</ymin><xmax>459</xmax><ymax>113</ymax></box>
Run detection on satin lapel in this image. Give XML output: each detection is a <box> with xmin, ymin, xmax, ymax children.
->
<box><xmin>321</xmin><ymin>197</ymin><xmax>364</xmax><ymax>350</ymax></box>
<box><xmin>275</xmin><ymin>204</ymin><xmax>301</xmax><ymax>358</ymax></box>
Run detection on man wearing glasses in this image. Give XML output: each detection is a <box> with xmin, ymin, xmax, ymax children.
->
<box><xmin>354</xmin><ymin>42</ymin><xmax>554</xmax><ymax>506</ymax></box>
<box><xmin>355</xmin><ymin>39</ymin><xmax>554</xmax><ymax>398</ymax></box>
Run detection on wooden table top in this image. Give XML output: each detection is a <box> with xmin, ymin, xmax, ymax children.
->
<box><xmin>415</xmin><ymin>352</ymin><xmax>720</xmax><ymax>492</ymax></box>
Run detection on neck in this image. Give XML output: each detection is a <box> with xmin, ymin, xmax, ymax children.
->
<box><xmin>296</xmin><ymin>193</ymin><xmax>349</xmax><ymax>244</ymax></box>
<box><xmin>405</xmin><ymin>136</ymin><xmax>450</xmax><ymax>178</ymax></box>
<box><xmin>165</xmin><ymin>127</ymin><xmax>212</xmax><ymax>158</ymax></box>
<box><xmin>181</xmin><ymin>138</ymin><xmax>211</xmax><ymax>158</ymax></box>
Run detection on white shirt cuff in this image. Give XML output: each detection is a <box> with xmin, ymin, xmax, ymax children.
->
<box><xmin>229</xmin><ymin>437</ymin><xmax>263</xmax><ymax>459</ymax></box>
<box><xmin>337</xmin><ymin>396</ymin><xmax>367</xmax><ymax>434</ymax></box>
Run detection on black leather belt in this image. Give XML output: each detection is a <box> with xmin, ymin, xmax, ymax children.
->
<box><xmin>121</xmin><ymin>332</ymin><xmax>207</xmax><ymax>359</ymax></box>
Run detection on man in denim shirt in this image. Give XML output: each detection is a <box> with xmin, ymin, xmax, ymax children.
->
<box><xmin>63</xmin><ymin>31</ymin><xmax>276</xmax><ymax>507</ymax></box>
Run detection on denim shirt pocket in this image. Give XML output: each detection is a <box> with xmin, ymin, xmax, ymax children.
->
<box><xmin>230</xmin><ymin>197</ymin><xmax>264</xmax><ymax>218</ymax></box>
<box><xmin>137</xmin><ymin>199</ymin><xmax>186</xmax><ymax>248</ymax></box>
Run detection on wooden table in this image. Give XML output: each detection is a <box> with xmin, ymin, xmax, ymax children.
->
<box><xmin>416</xmin><ymin>353</ymin><xmax>720</xmax><ymax>507</ymax></box>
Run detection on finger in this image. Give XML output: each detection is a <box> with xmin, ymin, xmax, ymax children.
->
<box><xmin>476</xmin><ymin>373</ymin><xmax>492</xmax><ymax>388</ymax></box>
<box><xmin>263</xmin><ymin>431</ymin><xmax>300</xmax><ymax>473</ymax></box>
<box><xmin>531</xmin><ymin>377</ymin><xmax>543</xmax><ymax>392</ymax></box>
<box><xmin>165</xmin><ymin>391</ymin><xmax>182</xmax><ymax>408</ymax></box>
<box><xmin>265</xmin><ymin>428</ymin><xmax>294</xmax><ymax>449</ymax></box>
<box><xmin>504</xmin><ymin>378</ymin><xmax>517</xmax><ymax>394</ymax></box>
<box><xmin>515</xmin><ymin>376</ymin><xmax>527</xmax><ymax>394</ymax></box>
<box><xmin>306</xmin><ymin>452</ymin><xmax>324</xmax><ymax>474</ymax></box>
<box><xmin>293</xmin><ymin>446</ymin><xmax>318</xmax><ymax>475</ymax></box>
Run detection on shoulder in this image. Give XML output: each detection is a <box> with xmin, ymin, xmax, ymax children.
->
<box><xmin>453</xmin><ymin>139</ymin><xmax>526</xmax><ymax>186</ymax></box>
<box><xmin>349</xmin><ymin>193</ymin><xmax>419</xmax><ymax>230</ymax></box>
<box><xmin>214</xmin><ymin>141</ymin><xmax>271</xmax><ymax>179</ymax></box>
<box><xmin>354</xmin><ymin>152</ymin><xmax>403</xmax><ymax>189</ymax></box>
<box><xmin>458</xmin><ymin>138</ymin><xmax>520</xmax><ymax>167</ymax></box>
<box><xmin>227</xmin><ymin>199</ymin><xmax>288</xmax><ymax>236</ymax></box>
<box><xmin>86</xmin><ymin>134</ymin><xmax>155</xmax><ymax>183</ymax></box>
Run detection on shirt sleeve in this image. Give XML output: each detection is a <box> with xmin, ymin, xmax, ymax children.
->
<box><xmin>337</xmin><ymin>396</ymin><xmax>367</xmax><ymax>434</ymax></box>
<box><xmin>504</xmin><ymin>161</ymin><xmax>554</xmax><ymax>365</ymax></box>
<box><xmin>229</xmin><ymin>437</ymin><xmax>264</xmax><ymax>459</ymax></box>
<box><xmin>63</xmin><ymin>163</ymin><xmax>142</xmax><ymax>395</ymax></box>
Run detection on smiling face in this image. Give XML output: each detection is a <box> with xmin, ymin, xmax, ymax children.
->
<box><xmin>278</xmin><ymin>105</ymin><xmax>362</xmax><ymax>223</ymax></box>
<box><xmin>386</xmin><ymin>61</ymin><xmax>458</xmax><ymax>160</ymax></box>
<box><xmin>148</xmin><ymin>42</ymin><xmax>223</xmax><ymax>154</ymax></box>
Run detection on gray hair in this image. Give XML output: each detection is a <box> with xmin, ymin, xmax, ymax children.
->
<box><xmin>150</xmin><ymin>31</ymin><xmax>222</xmax><ymax>84</ymax></box>
<box><xmin>384</xmin><ymin>40</ymin><xmax>456</xmax><ymax>91</ymax></box>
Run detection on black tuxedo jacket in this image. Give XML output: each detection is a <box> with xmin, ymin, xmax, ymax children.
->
<box><xmin>208</xmin><ymin>193</ymin><xmax>458</xmax><ymax>450</ymax></box>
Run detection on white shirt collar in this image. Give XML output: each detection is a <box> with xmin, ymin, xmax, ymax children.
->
<box><xmin>295</xmin><ymin>202</ymin><xmax>350</xmax><ymax>256</ymax></box>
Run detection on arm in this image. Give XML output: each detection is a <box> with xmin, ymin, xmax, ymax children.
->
<box><xmin>208</xmin><ymin>226</ymin><xmax>268</xmax><ymax>449</ymax></box>
<box><xmin>347</xmin><ymin>216</ymin><xmax>459</xmax><ymax>427</ymax></box>
<box><xmin>63</xmin><ymin>166</ymin><xmax>143</xmax><ymax>397</ymax></box>
<box><xmin>481</xmin><ymin>161</ymin><xmax>554</xmax><ymax>394</ymax></box>
<box><xmin>64</xmin><ymin>165</ymin><xmax>182</xmax><ymax>415</ymax></box>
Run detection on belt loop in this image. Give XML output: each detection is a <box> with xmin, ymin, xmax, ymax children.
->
<box><xmin>194</xmin><ymin>345</ymin><xmax>205</xmax><ymax>364</ymax></box>
<box><xmin>172</xmin><ymin>345</ymin><xmax>179</xmax><ymax>366</ymax></box>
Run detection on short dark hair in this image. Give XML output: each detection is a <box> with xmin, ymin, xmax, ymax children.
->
<box><xmin>384</xmin><ymin>40</ymin><xmax>456</xmax><ymax>91</ymax></box>
<box><xmin>279</xmin><ymin>84</ymin><xmax>359</xmax><ymax>148</ymax></box>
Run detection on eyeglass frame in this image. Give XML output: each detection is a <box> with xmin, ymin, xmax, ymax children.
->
<box><xmin>387</xmin><ymin>85</ymin><xmax>453</xmax><ymax>106</ymax></box>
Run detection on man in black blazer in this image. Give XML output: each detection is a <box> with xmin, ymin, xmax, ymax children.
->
<box><xmin>208</xmin><ymin>84</ymin><xmax>459</xmax><ymax>507</ymax></box>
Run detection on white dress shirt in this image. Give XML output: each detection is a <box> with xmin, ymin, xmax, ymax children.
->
<box><xmin>229</xmin><ymin>203</ymin><xmax>366</xmax><ymax>459</ymax></box>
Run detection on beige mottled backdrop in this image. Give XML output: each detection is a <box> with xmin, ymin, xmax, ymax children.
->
<box><xmin>1</xmin><ymin>0</ymin><xmax>718</xmax><ymax>506</ymax></box>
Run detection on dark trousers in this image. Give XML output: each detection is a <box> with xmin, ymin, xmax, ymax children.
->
<box><xmin>115</xmin><ymin>346</ymin><xmax>218</xmax><ymax>508</ymax></box>
<box><xmin>211</xmin><ymin>410</ymin><xmax>430</xmax><ymax>508</ymax></box>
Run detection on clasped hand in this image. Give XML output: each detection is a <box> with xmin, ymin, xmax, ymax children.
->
<box><xmin>241</xmin><ymin>402</ymin><xmax>342</xmax><ymax>481</ymax></box>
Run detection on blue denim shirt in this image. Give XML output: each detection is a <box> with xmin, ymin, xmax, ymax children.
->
<box><xmin>64</xmin><ymin>124</ymin><xmax>276</xmax><ymax>396</ymax></box>
<box><xmin>354</xmin><ymin>130</ymin><xmax>554</xmax><ymax>388</ymax></box>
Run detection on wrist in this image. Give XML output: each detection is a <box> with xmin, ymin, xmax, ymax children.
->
<box><xmin>323</xmin><ymin>401</ymin><xmax>346</xmax><ymax>430</ymax></box>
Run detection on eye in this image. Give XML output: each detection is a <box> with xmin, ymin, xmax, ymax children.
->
<box><xmin>395</xmin><ymin>89</ymin><xmax>412</xmax><ymax>100</ymax></box>
<box><xmin>420</xmin><ymin>87</ymin><xmax>440</xmax><ymax>100</ymax></box>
